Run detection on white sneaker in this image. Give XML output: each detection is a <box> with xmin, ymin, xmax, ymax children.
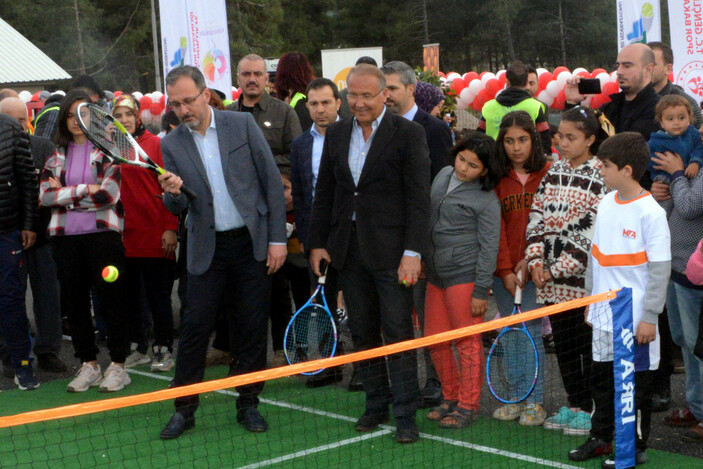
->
<box><xmin>125</xmin><ymin>350</ymin><xmax>151</xmax><ymax>368</ymax></box>
<box><xmin>99</xmin><ymin>363</ymin><xmax>131</xmax><ymax>392</ymax></box>
<box><xmin>492</xmin><ymin>403</ymin><xmax>525</xmax><ymax>421</ymax></box>
<box><xmin>519</xmin><ymin>404</ymin><xmax>547</xmax><ymax>426</ymax></box>
<box><xmin>151</xmin><ymin>346</ymin><xmax>174</xmax><ymax>372</ymax></box>
<box><xmin>67</xmin><ymin>363</ymin><xmax>102</xmax><ymax>392</ymax></box>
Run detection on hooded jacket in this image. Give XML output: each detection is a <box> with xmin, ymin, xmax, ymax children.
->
<box><xmin>0</xmin><ymin>114</ymin><xmax>36</xmax><ymax>234</ymax></box>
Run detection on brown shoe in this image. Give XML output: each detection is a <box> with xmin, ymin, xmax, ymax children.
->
<box><xmin>683</xmin><ymin>422</ymin><xmax>703</xmax><ymax>441</ymax></box>
<box><xmin>205</xmin><ymin>348</ymin><xmax>230</xmax><ymax>367</ymax></box>
<box><xmin>664</xmin><ymin>408</ymin><xmax>698</xmax><ymax>427</ymax></box>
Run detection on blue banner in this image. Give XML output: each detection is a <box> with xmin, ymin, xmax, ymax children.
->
<box><xmin>611</xmin><ymin>287</ymin><xmax>635</xmax><ymax>468</ymax></box>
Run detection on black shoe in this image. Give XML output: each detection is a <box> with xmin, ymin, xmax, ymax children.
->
<box><xmin>651</xmin><ymin>387</ymin><xmax>672</xmax><ymax>413</ymax></box>
<box><xmin>37</xmin><ymin>354</ymin><xmax>68</xmax><ymax>373</ymax></box>
<box><xmin>568</xmin><ymin>437</ymin><xmax>613</xmax><ymax>462</ymax></box>
<box><xmin>237</xmin><ymin>407</ymin><xmax>268</xmax><ymax>433</ymax></box>
<box><xmin>395</xmin><ymin>418</ymin><xmax>419</xmax><ymax>444</ymax></box>
<box><xmin>306</xmin><ymin>367</ymin><xmax>343</xmax><ymax>388</ymax></box>
<box><xmin>14</xmin><ymin>364</ymin><xmax>40</xmax><ymax>391</ymax></box>
<box><xmin>347</xmin><ymin>366</ymin><xmax>363</xmax><ymax>392</ymax></box>
<box><xmin>354</xmin><ymin>410</ymin><xmax>390</xmax><ymax>432</ymax></box>
<box><xmin>601</xmin><ymin>450</ymin><xmax>647</xmax><ymax>468</ymax></box>
<box><xmin>160</xmin><ymin>413</ymin><xmax>195</xmax><ymax>440</ymax></box>
<box><xmin>419</xmin><ymin>379</ymin><xmax>443</xmax><ymax>408</ymax></box>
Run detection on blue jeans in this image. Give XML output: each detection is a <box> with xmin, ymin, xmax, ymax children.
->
<box><xmin>0</xmin><ymin>231</ymin><xmax>32</xmax><ymax>368</ymax></box>
<box><xmin>666</xmin><ymin>280</ymin><xmax>703</xmax><ymax>421</ymax></box>
<box><xmin>492</xmin><ymin>277</ymin><xmax>545</xmax><ymax>405</ymax></box>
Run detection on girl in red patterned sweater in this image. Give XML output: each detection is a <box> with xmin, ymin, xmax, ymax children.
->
<box><xmin>525</xmin><ymin>106</ymin><xmax>610</xmax><ymax>436</ymax></box>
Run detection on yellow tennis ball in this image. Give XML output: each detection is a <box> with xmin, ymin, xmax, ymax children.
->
<box><xmin>641</xmin><ymin>2</ymin><xmax>654</xmax><ymax>18</ymax></box>
<box><xmin>102</xmin><ymin>266</ymin><xmax>119</xmax><ymax>283</ymax></box>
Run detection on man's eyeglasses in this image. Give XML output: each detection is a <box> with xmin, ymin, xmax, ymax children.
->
<box><xmin>347</xmin><ymin>90</ymin><xmax>383</xmax><ymax>102</ymax></box>
<box><xmin>169</xmin><ymin>88</ymin><xmax>205</xmax><ymax>110</ymax></box>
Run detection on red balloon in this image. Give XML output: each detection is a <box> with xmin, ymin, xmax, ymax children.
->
<box><xmin>479</xmin><ymin>71</ymin><xmax>488</xmax><ymax>79</ymax></box>
<box><xmin>438</xmin><ymin>71</ymin><xmax>446</xmax><ymax>78</ymax></box>
<box><xmin>498</xmin><ymin>74</ymin><xmax>507</xmax><ymax>87</ymax></box>
<box><xmin>576</xmin><ymin>70</ymin><xmax>590</xmax><ymax>78</ymax></box>
<box><xmin>668</xmin><ymin>72</ymin><xmax>674</xmax><ymax>82</ymax></box>
<box><xmin>114</xmin><ymin>91</ymin><xmax>123</xmax><ymax>98</ymax></box>
<box><xmin>150</xmin><ymin>102</ymin><xmax>164</xmax><ymax>115</ymax></box>
<box><xmin>159</xmin><ymin>95</ymin><xmax>166</xmax><ymax>105</ymax></box>
<box><xmin>590</xmin><ymin>94</ymin><xmax>604</xmax><ymax>109</ymax></box>
<box><xmin>591</xmin><ymin>68</ymin><xmax>607</xmax><ymax>78</ymax></box>
<box><xmin>553</xmin><ymin>90</ymin><xmax>566</xmax><ymax>110</ymax></box>
<box><xmin>602</xmin><ymin>81</ymin><xmax>619</xmax><ymax>96</ymax></box>
<box><xmin>470</xmin><ymin>99</ymin><xmax>482</xmax><ymax>111</ymax></box>
<box><xmin>553</xmin><ymin>66</ymin><xmax>569</xmax><ymax>77</ymax></box>
<box><xmin>538</xmin><ymin>72</ymin><xmax>553</xmax><ymax>91</ymax></box>
<box><xmin>474</xmin><ymin>89</ymin><xmax>492</xmax><ymax>110</ymax></box>
<box><xmin>485</xmin><ymin>78</ymin><xmax>501</xmax><ymax>96</ymax></box>
<box><xmin>139</xmin><ymin>96</ymin><xmax>153</xmax><ymax>109</ymax></box>
<box><xmin>599</xmin><ymin>92</ymin><xmax>612</xmax><ymax>105</ymax></box>
<box><xmin>451</xmin><ymin>77</ymin><xmax>466</xmax><ymax>94</ymax></box>
<box><xmin>31</xmin><ymin>91</ymin><xmax>41</xmax><ymax>102</ymax></box>
<box><xmin>464</xmin><ymin>71</ymin><xmax>478</xmax><ymax>82</ymax></box>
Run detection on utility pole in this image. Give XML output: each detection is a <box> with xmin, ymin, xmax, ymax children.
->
<box><xmin>151</xmin><ymin>0</ymin><xmax>162</xmax><ymax>92</ymax></box>
<box><xmin>74</xmin><ymin>0</ymin><xmax>86</xmax><ymax>75</ymax></box>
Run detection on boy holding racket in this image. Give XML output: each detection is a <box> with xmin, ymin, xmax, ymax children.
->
<box><xmin>569</xmin><ymin>132</ymin><xmax>670</xmax><ymax>468</ymax></box>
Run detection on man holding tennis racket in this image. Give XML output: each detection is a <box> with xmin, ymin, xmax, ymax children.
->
<box><xmin>157</xmin><ymin>65</ymin><xmax>287</xmax><ymax>439</ymax></box>
<box><xmin>308</xmin><ymin>64</ymin><xmax>431</xmax><ymax>444</ymax></box>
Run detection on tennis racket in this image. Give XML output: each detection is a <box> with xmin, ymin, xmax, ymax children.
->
<box><xmin>75</xmin><ymin>102</ymin><xmax>197</xmax><ymax>200</ymax></box>
<box><xmin>283</xmin><ymin>260</ymin><xmax>338</xmax><ymax>375</ymax></box>
<box><xmin>486</xmin><ymin>272</ymin><xmax>539</xmax><ymax>404</ymax></box>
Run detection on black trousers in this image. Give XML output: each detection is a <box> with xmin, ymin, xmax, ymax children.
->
<box><xmin>549</xmin><ymin>305</ymin><xmax>593</xmax><ymax>411</ymax></box>
<box><xmin>52</xmin><ymin>231</ymin><xmax>129</xmax><ymax>363</ymax></box>
<box><xmin>340</xmin><ymin>230</ymin><xmax>418</xmax><ymax>421</ymax></box>
<box><xmin>174</xmin><ymin>231</ymin><xmax>270</xmax><ymax>415</ymax></box>
<box><xmin>123</xmin><ymin>257</ymin><xmax>175</xmax><ymax>352</ymax></box>
<box><xmin>591</xmin><ymin>360</ymin><xmax>654</xmax><ymax>451</ymax></box>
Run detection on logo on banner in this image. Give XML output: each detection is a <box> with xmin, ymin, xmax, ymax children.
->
<box><xmin>676</xmin><ymin>61</ymin><xmax>703</xmax><ymax>98</ymax></box>
<box><xmin>624</xmin><ymin>2</ymin><xmax>656</xmax><ymax>44</ymax></box>
<box><xmin>203</xmin><ymin>49</ymin><xmax>227</xmax><ymax>82</ymax></box>
<box><xmin>170</xmin><ymin>37</ymin><xmax>189</xmax><ymax>68</ymax></box>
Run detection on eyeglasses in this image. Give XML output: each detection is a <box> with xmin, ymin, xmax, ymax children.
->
<box><xmin>168</xmin><ymin>88</ymin><xmax>205</xmax><ymax>110</ymax></box>
<box><xmin>347</xmin><ymin>90</ymin><xmax>383</xmax><ymax>102</ymax></box>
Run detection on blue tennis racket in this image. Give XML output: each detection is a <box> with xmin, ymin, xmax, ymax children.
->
<box><xmin>283</xmin><ymin>261</ymin><xmax>338</xmax><ymax>375</ymax></box>
<box><xmin>486</xmin><ymin>274</ymin><xmax>539</xmax><ymax>404</ymax></box>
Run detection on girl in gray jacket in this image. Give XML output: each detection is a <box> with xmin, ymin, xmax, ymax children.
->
<box><xmin>424</xmin><ymin>133</ymin><xmax>501</xmax><ymax>428</ymax></box>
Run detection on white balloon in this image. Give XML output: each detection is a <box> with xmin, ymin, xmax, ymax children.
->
<box><xmin>459</xmin><ymin>87</ymin><xmax>475</xmax><ymax>102</ymax></box>
<box><xmin>19</xmin><ymin>90</ymin><xmax>32</xmax><ymax>103</ymax></box>
<box><xmin>447</xmin><ymin>72</ymin><xmax>461</xmax><ymax>81</ymax></box>
<box><xmin>495</xmin><ymin>88</ymin><xmax>504</xmax><ymax>98</ymax></box>
<box><xmin>480</xmin><ymin>72</ymin><xmax>496</xmax><ymax>86</ymax></box>
<box><xmin>536</xmin><ymin>90</ymin><xmax>554</xmax><ymax>107</ymax></box>
<box><xmin>536</xmin><ymin>67</ymin><xmax>548</xmax><ymax>77</ymax></box>
<box><xmin>439</xmin><ymin>76</ymin><xmax>447</xmax><ymax>84</ymax></box>
<box><xmin>455</xmin><ymin>97</ymin><xmax>469</xmax><ymax>110</ymax></box>
<box><xmin>572</xmin><ymin>67</ymin><xmax>588</xmax><ymax>76</ymax></box>
<box><xmin>556</xmin><ymin>71</ymin><xmax>572</xmax><ymax>88</ymax></box>
<box><xmin>610</xmin><ymin>71</ymin><xmax>618</xmax><ymax>81</ymax></box>
<box><xmin>467</xmin><ymin>79</ymin><xmax>483</xmax><ymax>96</ymax></box>
<box><xmin>132</xmin><ymin>91</ymin><xmax>143</xmax><ymax>100</ymax></box>
<box><xmin>151</xmin><ymin>91</ymin><xmax>163</xmax><ymax>100</ymax></box>
<box><xmin>545</xmin><ymin>80</ymin><xmax>562</xmax><ymax>98</ymax></box>
<box><xmin>496</xmin><ymin>69</ymin><xmax>506</xmax><ymax>78</ymax></box>
<box><xmin>596</xmin><ymin>72</ymin><xmax>610</xmax><ymax>87</ymax></box>
<box><xmin>140</xmin><ymin>109</ymin><xmax>154</xmax><ymax>125</ymax></box>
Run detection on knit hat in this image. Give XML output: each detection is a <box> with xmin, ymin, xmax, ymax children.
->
<box><xmin>414</xmin><ymin>81</ymin><xmax>445</xmax><ymax>114</ymax></box>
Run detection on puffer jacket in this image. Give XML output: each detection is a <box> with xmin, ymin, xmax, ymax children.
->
<box><xmin>0</xmin><ymin>114</ymin><xmax>36</xmax><ymax>234</ymax></box>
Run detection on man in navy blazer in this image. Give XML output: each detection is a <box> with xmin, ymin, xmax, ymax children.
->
<box><xmin>308</xmin><ymin>65</ymin><xmax>431</xmax><ymax>443</ymax></box>
<box><xmin>157</xmin><ymin>66</ymin><xmax>287</xmax><ymax>439</ymax></box>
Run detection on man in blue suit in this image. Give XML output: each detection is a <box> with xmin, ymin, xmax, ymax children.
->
<box><xmin>157</xmin><ymin>66</ymin><xmax>287</xmax><ymax>439</ymax></box>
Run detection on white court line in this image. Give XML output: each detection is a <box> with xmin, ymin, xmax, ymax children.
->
<box><xmin>235</xmin><ymin>430</ymin><xmax>392</xmax><ymax>469</ymax></box>
<box><xmin>128</xmin><ymin>369</ymin><xmax>582</xmax><ymax>468</ymax></box>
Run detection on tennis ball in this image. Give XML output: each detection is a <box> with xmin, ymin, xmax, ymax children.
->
<box><xmin>102</xmin><ymin>266</ymin><xmax>119</xmax><ymax>283</ymax></box>
<box><xmin>641</xmin><ymin>2</ymin><xmax>654</xmax><ymax>18</ymax></box>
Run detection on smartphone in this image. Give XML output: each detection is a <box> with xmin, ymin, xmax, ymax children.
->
<box><xmin>578</xmin><ymin>78</ymin><xmax>602</xmax><ymax>95</ymax></box>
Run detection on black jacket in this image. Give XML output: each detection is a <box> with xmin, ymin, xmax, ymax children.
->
<box><xmin>412</xmin><ymin>108</ymin><xmax>453</xmax><ymax>181</ymax></box>
<box><xmin>308</xmin><ymin>110</ymin><xmax>431</xmax><ymax>270</ymax></box>
<box><xmin>600</xmin><ymin>83</ymin><xmax>661</xmax><ymax>141</ymax></box>
<box><xmin>0</xmin><ymin>114</ymin><xmax>37</xmax><ymax>234</ymax></box>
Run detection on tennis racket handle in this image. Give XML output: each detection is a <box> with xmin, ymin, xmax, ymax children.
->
<box><xmin>318</xmin><ymin>259</ymin><xmax>329</xmax><ymax>285</ymax></box>
<box><xmin>515</xmin><ymin>270</ymin><xmax>523</xmax><ymax>304</ymax></box>
<box><xmin>179</xmin><ymin>184</ymin><xmax>198</xmax><ymax>200</ymax></box>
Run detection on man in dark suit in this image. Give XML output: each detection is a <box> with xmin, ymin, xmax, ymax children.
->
<box><xmin>308</xmin><ymin>64</ymin><xmax>431</xmax><ymax>443</ymax></box>
<box><xmin>382</xmin><ymin>61</ymin><xmax>452</xmax><ymax>181</ymax></box>
<box><xmin>381</xmin><ymin>61</ymin><xmax>452</xmax><ymax>408</ymax></box>
<box><xmin>157</xmin><ymin>66</ymin><xmax>287</xmax><ymax>439</ymax></box>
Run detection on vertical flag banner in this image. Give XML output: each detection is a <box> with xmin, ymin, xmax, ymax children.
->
<box><xmin>159</xmin><ymin>0</ymin><xmax>232</xmax><ymax>96</ymax></box>
<box><xmin>423</xmin><ymin>43</ymin><xmax>440</xmax><ymax>74</ymax></box>
<box><xmin>668</xmin><ymin>0</ymin><xmax>703</xmax><ymax>106</ymax></box>
<box><xmin>321</xmin><ymin>47</ymin><xmax>383</xmax><ymax>91</ymax></box>
<box><xmin>616</xmin><ymin>0</ymin><xmax>661</xmax><ymax>50</ymax></box>
<box><xmin>612</xmin><ymin>288</ymin><xmax>636</xmax><ymax>469</ymax></box>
